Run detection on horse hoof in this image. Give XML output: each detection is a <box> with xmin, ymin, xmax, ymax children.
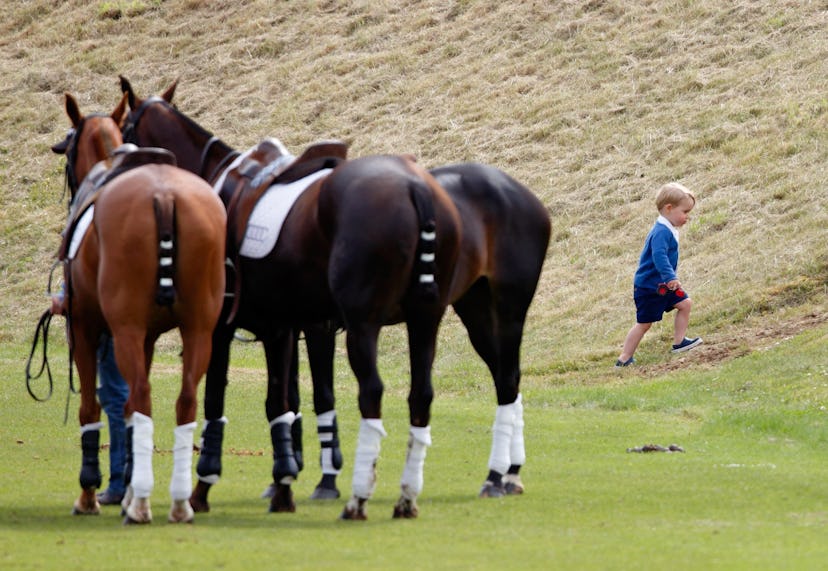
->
<box><xmin>503</xmin><ymin>482</ymin><xmax>524</xmax><ymax>495</ymax></box>
<box><xmin>168</xmin><ymin>500</ymin><xmax>195</xmax><ymax>524</ymax></box>
<box><xmin>189</xmin><ymin>481</ymin><xmax>211</xmax><ymax>513</ymax></box>
<box><xmin>478</xmin><ymin>481</ymin><xmax>506</xmax><ymax>498</ymax></box>
<box><xmin>340</xmin><ymin>507</ymin><xmax>367</xmax><ymax>521</ymax></box>
<box><xmin>71</xmin><ymin>500</ymin><xmax>101</xmax><ymax>516</ymax></box>
<box><xmin>123</xmin><ymin>498</ymin><xmax>152</xmax><ymax>524</ymax></box>
<box><xmin>189</xmin><ymin>496</ymin><xmax>210</xmax><ymax>513</ymax></box>
<box><xmin>268</xmin><ymin>484</ymin><xmax>296</xmax><ymax>513</ymax></box>
<box><xmin>392</xmin><ymin>497</ymin><xmax>419</xmax><ymax>519</ymax></box>
<box><xmin>503</xmin><ymin>475</ymin><xmax>525</xmax><ymax>495</ymax></box>
<box><xmin>310</xmin><ymin>485</ymin><xmax>341</xmax><ymax>500</ymax></box>
<box><xmin>340</xmin><ymin>496</ymin><xmax>367</xmax><ymax>520</ymax></box>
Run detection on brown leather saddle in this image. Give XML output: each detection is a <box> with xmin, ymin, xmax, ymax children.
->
<box><xmin>57</xmin><ymin>144</ymin><xmax>177</xmax><ymax>260</ymax></box>
<box><xmin>223</xmin><ymin>139</ymin><xmax>348</xmax><ymax>323</ymax></box>
<box><xmin>226</xmin><ymin>139</ymin><xmax>348</xmax><ymax>253</ymax></box>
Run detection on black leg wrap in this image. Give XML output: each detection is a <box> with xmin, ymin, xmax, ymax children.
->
<box><xmin>79</xmin><ymin>430</ymin><xmax>102</xmax><ymax>490</ymax></box>
<box><xmin>291</xmin><ymin>415</ymin><xmax>304</xmax><ymax>472</ymax></box>
<box><xmin>271</xmin><ymin>422</ymin><xmax>299</xmax><ymax>483</ymax></box>
<box><xmin>486</xmin><ymin>469</ymin><xmax>503</xmax><ymax>486</ymax></box>
<box><xmin>123</xmin><ymin>425</ymin><xmax>133</xmax><ymax>487</ymax></box>
<box><xmin>318</xmin><ymin>417</ymin><xmax>343</xmax><ymax>470</ymax></box>
<box><xmin>197</xmin><ymin>419</ymin><xmax>225</xmax><ymax>480</ymax></box>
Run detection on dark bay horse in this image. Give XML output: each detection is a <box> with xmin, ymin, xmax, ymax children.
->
<box><xmin>50</xmin><ymin>92</ymin><xmax>226</xmax><ymax>524</ymax></box>
<box><xmin>120</xmin><ymin>77</ymin><xmax>551</xmax><ymax>519</ymax></box>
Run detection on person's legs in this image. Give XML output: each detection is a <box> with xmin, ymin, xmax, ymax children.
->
<box><xmin>97</xmin><ymin>335</ymin><xmax>129</xmax><ymax>501</ymax></box>
<box><xmin>618</xmin><ymin>322</ymin><xmax>652</xmax><ymax>363</ymax></box>
<box><xmin>672</xmin><ymin>298</ymin><xmax>692</xmax><ymax>344</ymax></box>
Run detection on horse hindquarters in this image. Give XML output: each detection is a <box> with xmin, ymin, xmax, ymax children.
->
<box><xmin>323</xmin><ymin>156</ymin><xmax>460</xmax><ymax>520</ymax></box>
<box><xmin>439</xmin><ymin>165</ymin><xmax>550</xmax><ymax>497</ymax></box>
<box><xmin>166</xmin><ymin>176</ymin><xmax>226</xmax><ymax>522</ymax></box>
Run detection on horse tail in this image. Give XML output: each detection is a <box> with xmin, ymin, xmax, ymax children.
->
<box><xmin>152</xmin><ymin>192</ymin><xmax>176</xmax><ymax>306</ymax></box>
<box><xmin>408</xmin><ymin>179</ymin><xmax>439</xmax><ymax>302</ymax></box>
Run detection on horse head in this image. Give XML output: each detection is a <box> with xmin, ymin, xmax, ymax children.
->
<box><xmin>51</xmin><ymin>92</ymin><xmax>127</xmax><ymax>198</ymax></box>
<box><xmin>120</xmin><ymin>75</ymin><xmax>237</xmax><ymax>182</ymax></box>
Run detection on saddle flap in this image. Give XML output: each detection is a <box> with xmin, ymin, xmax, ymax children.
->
<box><xmin>274</xmin><ymin>140</ymin><xmax>348</xmax><ymax>185</ymax></box>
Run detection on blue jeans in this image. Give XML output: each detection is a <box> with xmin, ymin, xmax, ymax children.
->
<box><xmin>97</xmin><ymin>335</ymin><xmax>129</xmax><ymax>495</ymax></box>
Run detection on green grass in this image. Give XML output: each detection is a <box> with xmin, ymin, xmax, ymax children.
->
<box><xmin>2</xmin><ymin>322</ymin><xmax>827</xmax><ymax>570</ymax></box>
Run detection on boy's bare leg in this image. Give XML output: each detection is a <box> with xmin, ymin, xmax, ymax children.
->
<box><xmin>619</xmin><ymin>322</ymin><xmax>652</xmax><ymax>362</ymax></box>
<box><xmin>672</xmin><ymin>299</ymin><xmax>693</xmax><ymax>344</ymax></box>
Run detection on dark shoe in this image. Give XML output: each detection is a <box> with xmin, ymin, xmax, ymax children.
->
<box><xmin>96</xmin><ymin>489</ymin><xmax>124</xmax><ymax>505</ymax></box>
<box><xmin>671</xmin><ymin>337</ymin><xmax>702</xmax><ymax>353</ymax></box>
<box><xmin>614</xmin><ymin>357</ymin><xmax>635</xmax><ymax>368</ymax></box>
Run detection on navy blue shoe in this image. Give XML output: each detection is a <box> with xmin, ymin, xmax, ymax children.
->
<box><xmin>671</xmin><ymin>337</ymin><xmax>702</xmax><ymax>353</ymax></box>
<box><xmin>614</xmin><ymin>357</ymin><xmax>635</xmax><ymax>368</ymax></box>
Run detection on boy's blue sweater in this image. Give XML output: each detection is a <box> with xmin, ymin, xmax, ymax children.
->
<box><xmin>634</xmin><ymin>221</ymin><xmax>678</xmax><ymax>289</ymax></box>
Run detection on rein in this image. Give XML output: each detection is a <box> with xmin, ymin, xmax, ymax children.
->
<box><xmin>25</xmin><ymin>260</ymin><xmax>78</xmax><ymax>424</ymax></box>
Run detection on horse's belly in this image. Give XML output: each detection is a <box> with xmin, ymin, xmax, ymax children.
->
<box><xmin>235</xmin><ymin>264</ymin><xmax>335</xmax><ymax>329</ymax></box>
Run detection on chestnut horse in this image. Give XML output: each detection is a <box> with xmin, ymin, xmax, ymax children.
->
<box><xmin>50</xmin><ymin>92</ymin><xmax>226</xmax><ymax>524</ymax></box>
<box><xmin>120</xmin><ymin>77</ymin><xmax>551</xmax><ymax>519</ymax></box>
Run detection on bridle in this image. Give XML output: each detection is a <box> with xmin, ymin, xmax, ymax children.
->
<box><xmin>122</xmin><ymin>96</ymin><xmax>239</xmax><ymax>183</ymax></box>
<box><xmin>59</xmin><ymin>113</ymin><xmax>109</xmax><ymax>202</ymax></box>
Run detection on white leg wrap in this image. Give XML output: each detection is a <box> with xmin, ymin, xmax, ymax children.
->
<box><xmin>317</xmin><ymin>409</ymin><xmax>340</xmax><ymax>475</ymax></box>
<box><xmin>509</xmin><ymin>393</ymin><xmax>526</xmax><ymax>466</ymax></box>
<box><xmin>487</xmin><ymin>399</ymin><xmax>517</xmax><ymax>475</ymax></box>
<box><xmin>400</xmin><ymin>425</ymin><xmax>431</xmax><ymax>500</ymax></box>
<box><xmin>269</xmin><ymin>411</ymin><xmax>296</xmax><ymax>427</ymax></box>
<box><xmin>351</xmin><ymin>418</ymin><xmax>386</xmax><ymax>499</ymax></box>
<box><xmin>129</xmin><ymin>412</ymin><xmax>154</xmax><ymax>499</ymax></box>
<box><xmin>80</xmin><ymin>421</ymin><xmax>104</xmax><ymax>434</ymax></box>
<box><xmin>169</xmin><ymin>422</ymin><xmax>197</xmax><ymax>501</ymax></box>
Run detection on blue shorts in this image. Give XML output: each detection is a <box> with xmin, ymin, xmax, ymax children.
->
<box><xmin>634</xmin><ymin>286</ymin><xmax>689</xmax><ymax>324</ymax></box>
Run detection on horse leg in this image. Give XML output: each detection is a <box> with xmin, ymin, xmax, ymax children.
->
<box><xmin>340</xmin><ymin>323</ymin><xmax>386</xmax><ymax>521</ymax></box>
<box><xmin>453</xmin><ymin>282</ymin><xmax>528</xmax><ymax>498</ymax></box>
<box><xmin>305</xmin><ymin>323</ymin><xmax>342</xmax><ymax>500</ymax></box>
<box><xmin>72</xmin><ymin>326</ymin><xmax>104</xmax><ymax>516</ymax></box>
<box><xmin>190</xmin><ymin>324</ymin><xmax>234</xmax><ymax>513</ymax></box>
<box><xmin>263</xmin><ymin>331</ymin><xmax>300</xmax><ymax>513</ymax></box>
<box><xmin>393</xmin><ymin>311</ymin><xmax>441</xmax><ymax>519</ymax></box>
<box><xmin>167</xmin><ymin>327</ymin><xmax>211</xmax><ymax>524</ymax></box>
<box><xmin>114</xmin><ymin>331</ymin><xmax>155</xmax><ymax>524</ymax></box>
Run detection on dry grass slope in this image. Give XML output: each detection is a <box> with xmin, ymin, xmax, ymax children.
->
<box><xmin>1</xmin><ymin>0</ymin><xmax>826</xmax><ymax>377</ymax></box>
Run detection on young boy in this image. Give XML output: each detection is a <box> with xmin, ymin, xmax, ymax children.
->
<box><xmin>616</xmin><ymin>182</ymin><xmax>702</xmax><ymax>367</ymax></box>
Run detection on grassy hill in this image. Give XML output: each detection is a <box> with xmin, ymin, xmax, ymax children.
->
<box><xmin>1</xmin><ymin>0</ymin><xmax>826</xmax><ymax>378</ymax></box>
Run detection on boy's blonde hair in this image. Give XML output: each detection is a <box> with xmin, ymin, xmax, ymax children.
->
<box><xmin>656</xmin><ymin>182</ymin><xmax>695</xmax><ymax>211</ymax></box>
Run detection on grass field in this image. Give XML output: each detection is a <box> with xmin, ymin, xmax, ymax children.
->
<box><xmin>1</xmin><ymin>1</ymin><xmax>826</xmax><ymax>569</ymax></box>
<box><xmin>2</xmin><ymin>322</ymin><xmax>827</xmax><ymax>570</ymax></box>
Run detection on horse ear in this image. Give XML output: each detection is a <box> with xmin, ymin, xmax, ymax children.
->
<box><xmin>119</xmin><ymin>74</ymin><xmax>138</xmax><ymax>109</ymax></box>
<box><xmin>161</xmin><ymin>77</ymin><xmax>179</xmax><ymax>103</ymax></box>
<box><xmin>64</xmin><ymin>92</ymin><xmax>82</xmax><ymax>128</ymax></box>
<box><xmin>112</xmin><ymin>92</ymin><xmax>128</xmax><ymax>127</ymax></box>
<box><xmin>51</xmin><ymin>130</ymin><xmax>73</xmax><ymax>155</ymax></box>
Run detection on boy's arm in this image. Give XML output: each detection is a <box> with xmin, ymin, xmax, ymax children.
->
<box><xmin>650</xmin><ymin>228</ymin><xmax>677</xmax><ymax>283</ymax></box>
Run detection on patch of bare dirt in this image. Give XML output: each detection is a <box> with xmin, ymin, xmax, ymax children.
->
<box><xmin>644</xmin><ymin>311</ymin><xmax>828</xmax><ymax>376</ymax></box>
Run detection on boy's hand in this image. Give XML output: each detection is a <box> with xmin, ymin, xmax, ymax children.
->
<box><xmin>657</xmin><ymin>281</ymin><xmax>685</xmax><ymax>297</ymax></box>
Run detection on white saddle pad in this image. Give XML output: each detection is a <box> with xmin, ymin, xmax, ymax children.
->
<box><xmin>68</xmin><ymin>206</ymin><xmax>94</xmax><ymax>259</ymax></box>
<box><xmin>239</xmin><ymin>169</ymin><xmax>332</xmax><ymax>259</ymax></box>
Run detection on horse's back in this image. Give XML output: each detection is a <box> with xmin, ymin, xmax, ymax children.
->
<box><xmin>431</xmin><ymin>163</ymin><xmax>550</xmax><ymax>292</ymax></box>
